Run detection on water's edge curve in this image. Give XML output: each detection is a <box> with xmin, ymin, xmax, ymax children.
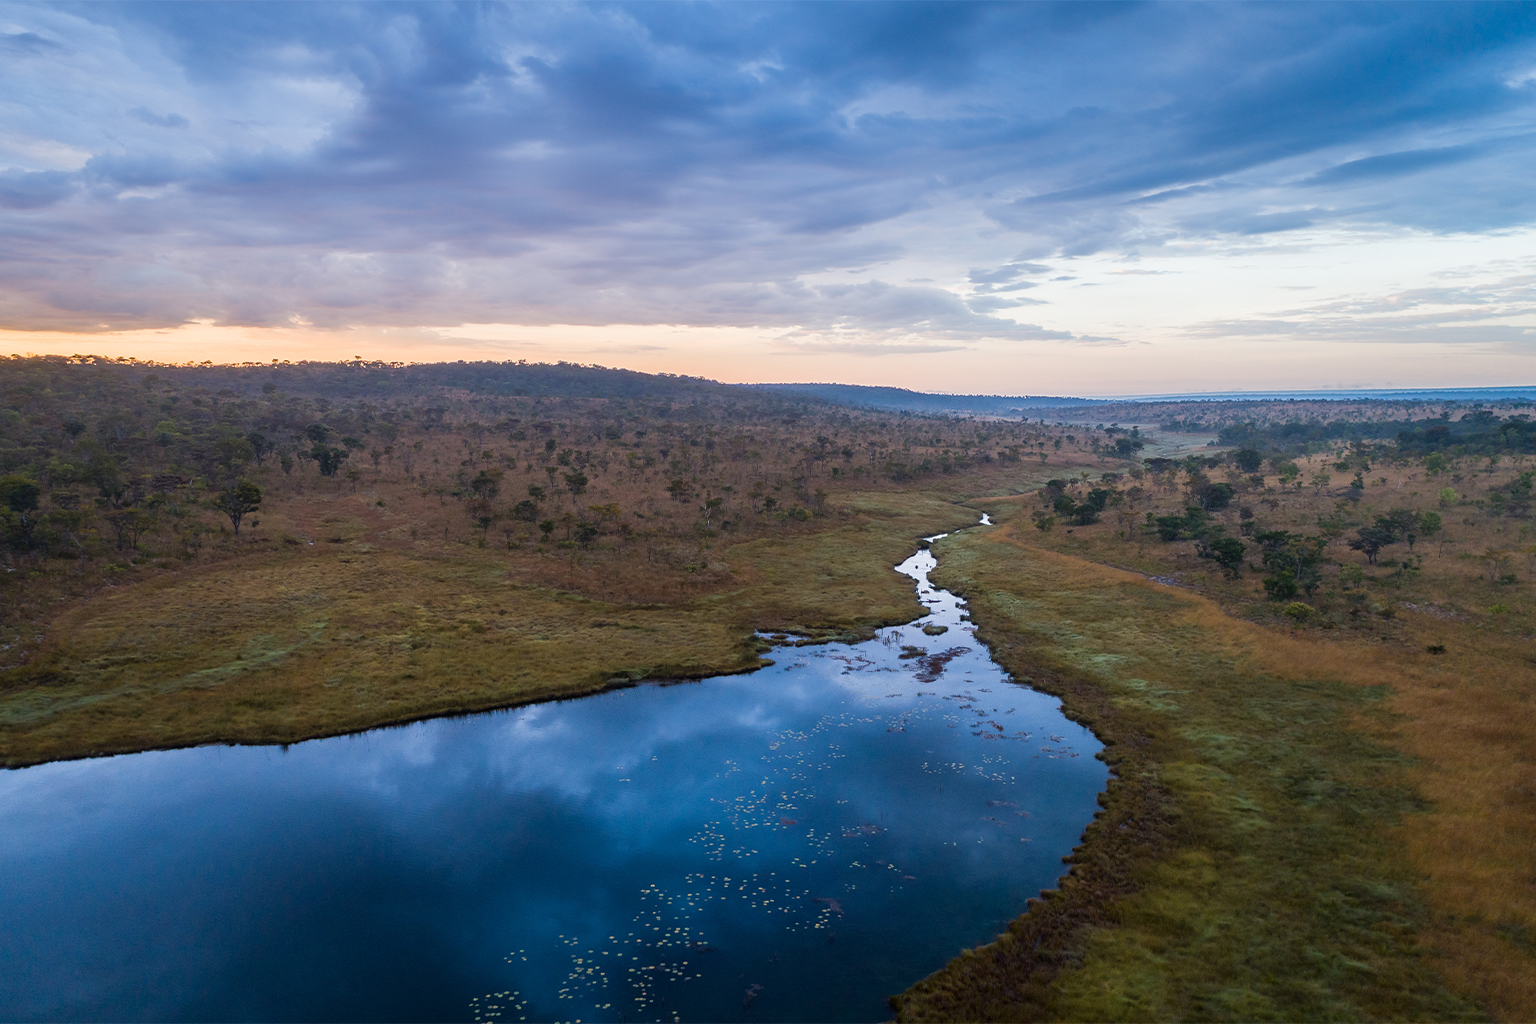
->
<box><xmin>890</xmin><ymin>521</ymin><xmax>1143</xmax><ymax>1023</ymax></box>
<box><xmin>6</xmin><ymin>511</ymin><xmax>995</xmax><ymax>770</ymax></box>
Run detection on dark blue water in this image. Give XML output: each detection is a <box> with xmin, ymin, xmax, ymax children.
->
<box><xmin>0</xmin><ymin>522</ymin><xmax>1106</xmax><ymax>1023</ymax></box>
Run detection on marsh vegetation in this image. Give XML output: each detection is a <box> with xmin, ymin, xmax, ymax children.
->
<box><xmin>1</xmin><ymin>355</ymin><xmax>1088</xmax><ymax>765</ymax></box>
<box><xmin>0</xmin><ymin>532</ymin><xmax>1107</xmax><ymax>1022</ymax></box>
<box><xmin>899</xmin><ymin>411</ymin><xmax>1536</xmax><ymax>1022</ymax></box>
<box><xmin>3</xmin><ymin>356</ymin><xmax>1533</xmax><ymax>1022</ymax></box>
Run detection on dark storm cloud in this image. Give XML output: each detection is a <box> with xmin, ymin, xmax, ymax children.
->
<box><xmin>2</xmin><ymin>1</ymin><xmax>1535</xmax><ymax>338</ymax></box>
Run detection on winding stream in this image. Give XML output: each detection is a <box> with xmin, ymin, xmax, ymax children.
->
<box><xmin>0</xmin><ymin>516</ymin><xmax>1106</xmax><ymax>1023</ymax></box>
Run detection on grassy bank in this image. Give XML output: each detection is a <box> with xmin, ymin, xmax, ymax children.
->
<box><xmin>0</xmin><ymin>489</ymin><xmax>981</xmax><ymax>766</ymax></box>
<box><xmin>894</xmin><ymin>511</ymin><xmax>1533</xmax><ymax>1021</ymax></box>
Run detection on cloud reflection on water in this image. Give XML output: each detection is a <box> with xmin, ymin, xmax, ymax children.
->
<box><xmin>0</xmin><ymin>522</ymin><xmax>1106</xmax><ymax>1022</ymax></box>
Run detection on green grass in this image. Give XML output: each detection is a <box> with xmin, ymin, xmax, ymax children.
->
<box><xmin>893</xmin><ymin>516</ymin><xmax>1483</xmax><ymax>1022</ymax></box>
<box><xmin>0</xmin><ymin>489</ymin><xmax>977</xmax><ymax>766</ymax></box>
<box><xmin>10</xmin><ymin>469</ymin><xmax>1521</xmax><ymax>1020</ymax></box>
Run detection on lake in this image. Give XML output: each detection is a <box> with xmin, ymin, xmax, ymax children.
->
<box><xmin>0</xmin><ymin>521</ymin><xmax>1106</xmax><ymax>1022</ymax></box>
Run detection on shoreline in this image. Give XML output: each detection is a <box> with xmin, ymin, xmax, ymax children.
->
<box><xmin>892</xmin><ymin>518</ymin><xmax>1484</xmax><ymax>1022</ymax></box>
<box><xmin>0</xmin><ymin>517</ymin><xmax>973</xmax><ymax>771</ymax></box>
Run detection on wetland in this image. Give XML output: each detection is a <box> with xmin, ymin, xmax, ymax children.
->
<box><xmin>0</xmin><ymin>521</ymin><xmax>1106</xmax><ymax>1022</ymax></box>
<box><xmin>4</xmin><ymin>357</ymin><xmax>1534</xmax><ymax>1021</ymax></box>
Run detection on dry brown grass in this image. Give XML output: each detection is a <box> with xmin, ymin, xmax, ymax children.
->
<box><xmin>4</xmin><ymin>374</ymin><xmax>1107</xmax><ymax>765</ymax></box>
<box><xmin>1</xmin><ymin>379</ymin><xmax>1087</xmax><ymax>664</ymax></box>
<box><xmin>0</xmin><ymin>480</ymin><xmax>1004</xmax><ymax>765</ymax></box>
<box><xmin>17</xmin><ymin>380</ymin><xmax>1531</xmax><ymax>1017</ymax></box>
<box><xmin>925</xmin><ymin>472</ymin><xmax>1536</xmax><ymax>1021</ymax></box>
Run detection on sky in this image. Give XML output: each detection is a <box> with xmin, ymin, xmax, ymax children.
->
<box><xmin>2</xmin><ymin>1</ymin><xmax>1536</xmax><ymax>396</ymax></box>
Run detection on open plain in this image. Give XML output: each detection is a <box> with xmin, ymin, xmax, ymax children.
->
<box><xmin>3</xmin><ymin>358</ymin><xmax>1534</xmax><ymax>1020</ymax></box>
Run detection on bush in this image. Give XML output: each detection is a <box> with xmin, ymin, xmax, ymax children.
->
<box><xmin>1202</xmin><ymin>537</ymin><xmax>1246</xmax><ymax>578</ymax></box>
<box><xmin>1282</xmin><ymin>602</ymin><xmax>1313</xmax><ymax>623</ymax></box>
<box><xmin>1233</xmin><ymin>448</ymin><xmax>1263</xmax><ymax>473</ymax></box>
<box><xmin>1153</xmin><ymin>507</ymin><xmax>1210</xmax><ymax>542</ymax></box>
<box><xmin>1263</xmin><ymin>570</ymin><xmax>1299</xmax><ymax>601</ymax></box>
<box><xmin>1198</xmin><ymin>481</ymin><xmax>1235</xmax><ymax>511</ymax></box>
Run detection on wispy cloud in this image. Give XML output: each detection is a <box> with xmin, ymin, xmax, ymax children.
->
<box><xmin>1186</xmin><ymin>270</ymin><xmax>1536</xmax><ymax>346</ymax></box>
<box><xmin>0</xmin><ymin>1</ymin><xmax>1533</xmax><ymax>360</ymax></box>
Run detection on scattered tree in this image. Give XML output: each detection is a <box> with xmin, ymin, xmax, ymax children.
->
<box><xmin>211</xmin><ymin>479</ymin><xmax>263</xmax><ymax>536</ymax></box>
<box><xmin>1204</xmin><ymin>537</ymin><xmax>1247</xmax><ymax>578</ymax></box>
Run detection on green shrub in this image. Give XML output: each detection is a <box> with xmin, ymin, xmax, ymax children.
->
<box><xmin>1263</xmin><ymin>569</ymin><xmax>1299</xmax><ymax>601</ymax></box>
<box><xmin>1282</xmin><ymin>601</ymin><xmax>1313</xmax><ymax>623</ymax></box>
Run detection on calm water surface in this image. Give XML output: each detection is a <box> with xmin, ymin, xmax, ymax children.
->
<box><xmin>0</xmin><ymin>520</ymin><xmax>1106</xmax><ymax>1023</ymax></box>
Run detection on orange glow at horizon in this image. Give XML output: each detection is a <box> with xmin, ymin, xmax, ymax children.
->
<box><xmin>4</xmin><ymin>320</ymin><xmax>1534</xmax><ymax>399</ymax></box>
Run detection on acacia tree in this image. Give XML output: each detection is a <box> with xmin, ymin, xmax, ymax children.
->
<box><xmin>102</xmin><ymin>507</ymin><xmax>156</xmax><ymax>551</ymax></box>
<box><xmin>470</xmin><ymin>469</ymin><xmax>502</xmax><ymax>500</ymax></box>
<box><xmin>1479</xmin><ymin>548</ymin><xmax>1513</xmax><ymax>584</ymax></box>
<box><xmin>465</xmin><ymin>496</ymin><xmax>499</xmax><ymax>539</ymax></box>
<box><xmin>246</xmin><ymin>431</ymin><xmax>275</xmax><ymax>465</ymax></box>
<box><xmin>1204</xmin><ymin>536</ymin><xmax>1247</xmax><ymax>578</ymax></box>
<box><xmin>1233</xmin><ymin>448</ymin><xmax>1264</xmax><ymax>474</ymax></box>
<box><xmin>1256</xmin><ymin>530</ymin><xmax>1325</xmax><ymax>596</ymax></box>
<box><xmin>311</xmin><ymin>443</ymin><xmax>349</xmax><ymax>476</ymax></box>
<box><xmin>212</xmin><ymin>479</ymin><xmax>263</xmax><ymax>536</ymax></box>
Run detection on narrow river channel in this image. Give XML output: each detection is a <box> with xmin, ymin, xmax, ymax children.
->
<box><xmin>0</xmin><ymin>516</ymin><xmax>1106</xmax><ymax>1023</ymax></box>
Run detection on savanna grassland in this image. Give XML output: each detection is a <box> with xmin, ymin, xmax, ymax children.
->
<box><xmin>0</xmin><ymin>355</ymin><xmax>1086</xmax><ymax>765</ymax></box>
<box><xmin>5</xmin><ymin>355</ymin><xmax>1535</xmax><ymax>1022</ymax></box>
<box><xmin>898</xmin><ymin>415</ymin><xmax>1536</xmax><ymax>1022</ymax></box>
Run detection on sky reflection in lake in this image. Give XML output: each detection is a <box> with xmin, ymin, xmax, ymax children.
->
<box><xmin>0</xmin><ymin>529</ymin><xmax>1105</xmax><ymax>1022</ymax></box>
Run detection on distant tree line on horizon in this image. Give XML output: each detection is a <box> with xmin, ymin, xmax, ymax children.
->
<box><xmin>0</xmin><ymin>354</ymin><xmax>1089</xmax><ymax>572</ymax></box>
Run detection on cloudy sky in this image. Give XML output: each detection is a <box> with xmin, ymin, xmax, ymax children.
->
<box><xmin>3</xmin><ymin>2</ymin><xmax>1536</xmax><ymax>394</ymax></box>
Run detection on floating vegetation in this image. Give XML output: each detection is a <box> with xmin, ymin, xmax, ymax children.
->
<box><xmin>0</xmin><ymin>514</ymin><xmax>1105</xmax><ymax>1024</ymax></box>
<box><xmin>457</xmin><ymin>525</ymin><xmax>1105</xmax><ymax>1021</ymax></box>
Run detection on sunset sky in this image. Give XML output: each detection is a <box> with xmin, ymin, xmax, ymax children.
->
<box><xmin>3</xmin><ymin>1</ymin><xmax>1536</xmax><ymax>395</ymax></box>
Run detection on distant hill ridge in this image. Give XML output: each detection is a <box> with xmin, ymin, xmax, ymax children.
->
<box><xmin>746</xmin><ymin>382</ymin><xmax>1101</xmax><ymax>414</ymax></box>
<box><xmin>7</xmin><ymin>356</ymin><xmax>1533</xmax><ymax>412</ymax></box>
